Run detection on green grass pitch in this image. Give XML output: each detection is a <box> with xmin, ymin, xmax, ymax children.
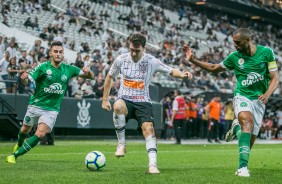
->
<box><xmin>0</xmin><ymin>140</ymin><xmax>282</xmax><ymax>184</ymax></box>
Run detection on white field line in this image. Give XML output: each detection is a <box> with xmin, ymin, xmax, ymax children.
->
<box><xmin>1</xmin><ymin>148</ymin><xmax>282</xmax><ymax>156</ymax></box>
<box><xmin>1</xmin><ymin>140</ymin><xmax>282</xmax><ymax>146</ymax></box>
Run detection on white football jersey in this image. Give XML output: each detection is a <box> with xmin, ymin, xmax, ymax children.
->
<box><xmin>109</xmin><ymin>53</ymin><xmax>172</xmax><ymax>102</ymax></box>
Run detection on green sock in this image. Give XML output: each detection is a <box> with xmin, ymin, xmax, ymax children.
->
<box><xmin>234</xmin><ymin>125</ymin><xmax>241</xmax><ymax>139</ymax></box>
<box><xmin>18</xmin><ymin>131</ymin><xmax>29</xmax><ymax>147</ymax></box>
<box><xmin>238</xmin><ymin>132</ymin><xmax>251</xmax><ymax>168</ymax></box>
<box><xmin>14</xmin><ymin>135</ymin><xmax>40</xmax><ymax>158</ymax></box>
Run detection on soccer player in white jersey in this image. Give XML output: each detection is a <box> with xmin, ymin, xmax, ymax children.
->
<box><xmin>6</xmin><ymin>42</ymin><xmax>94</xmax><ymax>164</ymax></box>
<box><xmin>102</xmin><ymin>33</ymin><xmax>193</xmax><ymax>174</ymax></box>
<box><xmin>182</xmin><ymin>28</ymin><xmax>279</xmax><ymax>177</ymax></box>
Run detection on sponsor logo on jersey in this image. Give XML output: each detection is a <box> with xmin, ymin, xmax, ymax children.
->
<box><xmin>123</xmin><ymin>79</ymin><xmax>144</xmax><ymax>89</ymax></box>
<box><xmin>122</xmin><ymin>95</ymin><xmax>145</xmax><ymax>100</ymax></box>
<box><xmin>240</xmin><ymin>102</ymin><xmax>248</xmax><ymax>107</ymax></box>
<box><xmin>61</xmin><ymin>74</ymin><xmax>67</xmax><ymax>82</ymax></box>
<box><xmin>241</xmin><ymin>72</ymin><xmax>264</xmax><ymax>86</ymax></box>
<box><xmin>44</xmin><ymin>83</ymin><xmax>64</xmax><ymax>94</ymax></box>
<box><xmin>125</xmin><ymin>75</ymin><xmax>145</xmax><ymax>80</ymax></box>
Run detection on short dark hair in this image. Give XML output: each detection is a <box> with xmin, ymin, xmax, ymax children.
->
<box><xmin>233</xmin><ymin>28</ymin><xmax>252</xmax><ymax>39</ymax></box>
<box><xmin>50</xmin><ymin>41</ymin><xmax>63</xmax><ymax>49</ymax></box>
<box><xmin>129</xmin><ymin>33</ymin><xmax>146</xmax><ymax>47</ymax></box>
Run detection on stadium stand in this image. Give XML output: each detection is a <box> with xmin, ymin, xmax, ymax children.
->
<box><xmin>0</xmin><ymin>0</ymin><xmax>281</xmax><ymax>92</ymax></box>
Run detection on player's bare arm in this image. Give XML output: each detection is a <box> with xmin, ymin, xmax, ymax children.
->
<box><xmin>182</xmin><ymin>45</ymin><xmax>225</xmax><ymax>74</ymax></box>
<box><xmin>258</xmin><ymin>70</ymin><xmax>279</xmax><ymax>104</ymax></box>
<box><xmin>81</xmin><ymin>66</ymin><xmax>94</xmax><ymax>79</ymax></box>
<box><xmin>170</xmin><ymin>68</ymin><xmax>193</xmax><ymax>79</ymax></box>
<box><xmin>102</xmin><ymin>74</ymin><xmax>113</xmax><ymax>111</ymax></box>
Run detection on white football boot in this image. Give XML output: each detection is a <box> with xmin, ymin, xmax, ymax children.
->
<box><xmin>148</xmin><ymin>164</ymin><xmax>160</xmax><ymax>174</ymax></box>
<box><xmin>235</xmin><ymin>167</ymin><xmax>250</xmax><ymax>177</ymax></box>
<box><xmin>115</xmin><ymin>143</ymin><xmax>126</xmax><ymax>157</ymax></box>
<box><xmin>225</xmin><ymin>119</ymin><xmax>240</xmax><ymax>142</ymax></box>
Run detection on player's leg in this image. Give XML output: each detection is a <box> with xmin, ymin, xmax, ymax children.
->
<box><xmin>113</xmin><ymin>99</ymin><xmax>128</xmax><ymax>157</ymax></box>
<box><xmin>135</xmin><ymin>102</ymin><xmax>159</xmax><ymax>174</ymax></box>
<box><xmin>12</xmin><ymin>106</ymin><xmax>38</xmax><ymax>154</ymax></box>
<box><xmin>237</xmin><ymin>112</ymin><xmax>253</xmax><ymax>166</ymax></box>
<box><xmin>230</xmin><ymin>96</ymin><xmax>254</xmax><ymax>177</ymax></box>
<box><xmin>14</xmin><ymin>123</ymin><xmax>50</xmax><ymax>158</ymax></box>
<box><xmin>7</xmin><ymin>108</ymin><xmax>57</xmax><ymax>163</ymax></box>
<box><xmin>6</xmin><ymin>124</ymin><xmax>33</xmax><ymax>163</ymax></box>
<box><xmin>249</xmin><ymin>99</ymin><xmax>265</xmax><ymax>149</ymax></box>
<box><xmin>13</xmin><ymin>124</ymin><xmax>33</xmax><ymax>152</ymax></box>
<box><xmin>141</xmin><ymin>121</ymin><xmax>159</xmax><ymax>174</ymax></box>
<box><xmin>6</xmin><ymin>122</ymin><xmax>50</xmax><ymax>164</ymax></box>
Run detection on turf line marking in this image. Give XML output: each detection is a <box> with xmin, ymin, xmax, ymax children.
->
<box><xmin>1</xmin><ymin>148</ymin><xmax>282</xmax><ymax>156</ymax></box>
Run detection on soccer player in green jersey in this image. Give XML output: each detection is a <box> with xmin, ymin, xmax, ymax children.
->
<box><xmin>182</xmin><ymin>28</ymin><xmax>279</xmax><ymax>177</ymax></box>
<box><xmin>6</xmin><ymin>41</ymin><xmax>94</xmax><ymax>164</ymax></box>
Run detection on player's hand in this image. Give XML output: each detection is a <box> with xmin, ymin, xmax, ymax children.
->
<box><xmin>182</xmin><ymin>71</ymin><xmax>193</xmax><ymax>79</ymax></box>
<box><xmin>182</xmin><ymin>45</ymin><xmax>193</xmax><ymax>61</ymax></box>
<box><xmin>21</xmin><ymin>72</ymin><xmax>29</xmax><ymax>80</ymax></box>
<box><xmin>258</xmin><ymin>94</ymin><xmax>269</xmax><ymax>104</ymax></box>
<box><xmin>82</xmin><ymin>66</ymin><xmax>90</xmax><ymax>75</ymax></box>
<box><xmin>102</xmin><ymin>100</ymin><xmax>112</xmax><ymax>111</ymax></box>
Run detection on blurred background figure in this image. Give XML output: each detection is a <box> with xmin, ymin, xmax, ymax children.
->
<box><xmin>205</xmin><ymin>96</ymin><xmax>222</xmax><ymax>143</ymax></box>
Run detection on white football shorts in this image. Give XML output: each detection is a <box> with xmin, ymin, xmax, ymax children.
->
<box><xmin>23</xmin><ymin>105</ymin><xmax>58</xmax><ymax>131</ymax></box>
<box><xmin>233</xmin><ymin>95</ymin><xmax>265</xmax><ymax>136</ymax></box>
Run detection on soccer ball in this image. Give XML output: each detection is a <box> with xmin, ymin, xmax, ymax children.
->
<box><xmin>85</xmin><ymin>151</ymin><xmax>106</xmax><ymax>171</ymax></box>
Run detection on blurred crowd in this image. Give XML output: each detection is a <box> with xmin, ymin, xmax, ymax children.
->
<box><xmin>0</xmin><ymin>0</ymin><xmax>281</xmax><ymax>98</ymax></box>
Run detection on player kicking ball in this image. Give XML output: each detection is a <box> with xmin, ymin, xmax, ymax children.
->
<box><xmin>102</xmin><ymin>33</ymin><xmax>193</xmax><ymax>174</ymax></box>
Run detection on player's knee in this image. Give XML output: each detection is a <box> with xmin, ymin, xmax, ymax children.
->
<box><xmin>35</xmin><ymin>129</ymin><xmax>48</xmax><ymax>138</ymax></box>
<box><xmin>239</xmin><ymin>117</ymin><xmax>254</xmax><ymax>132</ymax></box>
<box><xmin>21</xmin><ymin>128</ymin><xmax>30</xmax><ymax>134</ymax></box>
<box><xmin>113</xmin><ymin>103</ymin><xmax>126</xmax><ymax>114</ymax></box>
<box><xmin>21</xmin><ymin>125</ymin><xmax>32</xmax><ymax>134</ymax></box>
<box><xmin>141</xmin><ymin>122</ymin><xmax>154</xmax><ymax>134</ymax></box>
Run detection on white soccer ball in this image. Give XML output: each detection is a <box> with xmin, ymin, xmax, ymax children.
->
<box><xmin>85</xmin><ymin>151</ymin><xmax>106</xmax><ymax>171</ymax></box>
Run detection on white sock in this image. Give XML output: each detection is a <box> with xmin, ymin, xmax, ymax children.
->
<box><xmin>145</xmin><ymin>135</ymin><xmax>157</xmax><ymax>166</ymax></box>
<box><xmin>113</xmin><ymin>113</ymin><xmax>126</xmax><ymax>145</ymax></box>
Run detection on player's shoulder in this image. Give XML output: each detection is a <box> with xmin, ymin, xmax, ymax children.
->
<box><xmin>143</xmin><ymin>53</ymin><xmax>161</xmax><ymax>64</ymax></box>
<box><xmin>29</xmin><ymin>61</ymin><xmax>49</xmax><ymax>74</ymax></box>
<box><xmin>144</xmin><ymin>53</ymin><xmax>157</xmax><ymax>60</ymax></box>
<box><xmin>62</xmin><ymin>62</ymin><xmax>74</xmax><ymax>67</ymax></box>
<box><xmin>116</xmin><ymin>53</ymin><xmax>130</xmax><ymax>61</ymax></box>
<box><xmin>62</xmin><ymin>62</ymin><xmax>81</xmax><ymax>72</ymax></box>
<box><xmin>257</xmin><ymin>45</ymin><xmax>273</xmax><ymax>52</ymax></box>
<box><xmin>35</xmin><ymin>60</ymin><xmax>50</xmax><ymax>68</ymax></box>
<box><xmin>227</xmin><ymin>51</ymin><xmax>240</xmax><ymax>58</ymax></box>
